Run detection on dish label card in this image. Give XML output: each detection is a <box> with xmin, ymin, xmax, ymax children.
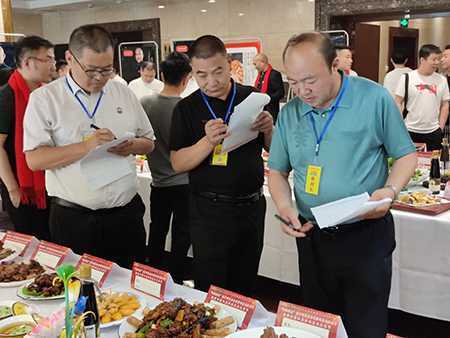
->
<box><xmin>3</xmin><ymin>231</ymin><xmax>33</xmax><ymax>256</ymax></box>
<box><xmin>32</xmin><ymin>241</ymin><xmax>69</xmax><ymax>269</ymax></box>
<box><xmin>275</xmin><ymin>301</ymin><xmax>340</xmax><ymax>338</ymax></box>
<box><xmin>205</xmin><ymin>285</ymin><xmax>256</xmax><ymax>329</ymax></box>
<box><xmin>77</xmin><ymin>254</ymin><xmax>113</xmax><ymax>287</ymax></box>
<box><xmin>131</xmin><ymin>262</ymin><xmax>168</xmax><ymax>300</ymax></box>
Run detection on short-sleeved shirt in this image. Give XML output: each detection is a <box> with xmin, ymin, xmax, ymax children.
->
<box><xmin>170</xmin><ymin>81</ymin><xmax>264</xmax><ymax>195</ymax></box>
<box><xmin>395</xmin><ymin>70</ymin><xmax>450</xmax><ymax>133</ymax></box>
<box><xmin>268</xmin><ymin>74</ymin><xmax>416</xmax><ymax>220</ymax></box>
<box><xmin>128</xmin><ymin>78</ymin><xmax>164</xmax><ymax>100</ymax></box>
<box><xmin>141</xmin><ymin>93</ymin><xmax>188</xmax><ymax>187</ymax></box>
<box><xmin>383</xmin><ymin>67</ymin><xmax>412</xmax><ymax>97</ymax></box>
<box><xmin>23</xmin><ymin>74</ymin><xmax>155</xmax><ymax>210</ymax></box>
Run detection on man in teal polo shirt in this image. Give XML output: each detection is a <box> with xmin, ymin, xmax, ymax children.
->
<box><xmin>268</xmin><ymin>32</ymin><xmax>417</xmax><ymax>337</ymax></box>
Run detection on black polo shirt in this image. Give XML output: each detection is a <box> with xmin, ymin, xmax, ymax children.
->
<box><xmin>170</xmin><ymin>81</ymin><xmax>264</xmax><ymax>195</ymax></box>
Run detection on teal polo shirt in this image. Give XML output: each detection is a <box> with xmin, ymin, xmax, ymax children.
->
<box><xmin>268</xmin><ymin>74</ymin><xmax>416</xmax><ymax>221</ymax></box>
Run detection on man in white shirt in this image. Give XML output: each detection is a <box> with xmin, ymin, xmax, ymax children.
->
<box><xmin>128</xmin><ymin>61</ymin><xmax>164</xmax><ymax>100</ymax></box>
<box><xmin>23</xmin><ymin>24</ymin><xmax>155</xmax><ymax>268</ymax></box>
<box><xmin>383</xmin><ymin>49</ymin><xmax>412</xmax><ymax>97</ymax></box>
<box><xmin>395</xmin><ymin>44</ymin><xmax>450</xmax><ymax>151</ymax></box>
<box><xmin>110</xmin><ymin>68</ymin><xmax>127</xmax><ymax>86</ymax></box>
<box><xmin>335</xmin><ymin>45</ymin><xmax>358</xmax><ymax>76</ymax></box>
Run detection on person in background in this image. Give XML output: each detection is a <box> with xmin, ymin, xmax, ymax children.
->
<box><xmin>395</xmin><ymin>44</ymin><xmax>449</xmax><ymax>151</ymax></box>
<box><xmin>110</xmin><ymin>68</ymin><xmax>127</xmax><ymax>86</ymax></box>
<box><xmin>441</xmin><ymin>45</ymin><xmax>450</xmax><ymax>127</ymax></box>
<box><xmin>55</xmin><ymin>60</ymin><xmax>69</xmax><ymax>78</ymax></box>
<box><xmin>128</xmin><ymin>61</ymin><xmax>164</xmax><ymax>100</ymax></box>
<box><xmin>383</xmin><ymin>49</ymin><xmax>412</xmax><ymax>97</ymax></box>
<box><xmin>0</xmin><ymin>36</ymin><xmax>55</xmax><ymax>240</ymax></box>
<box><xmin>253</xmin><ymin>53</ymin><xmax>285</xmax><ymax>122</ymax></box>
<box><xmin>0</xmin><ymin>46</ymin><xmax>13</xmax><ymax>86</ymax></box>
<box><xmin>335</xmin><ymin>45</ymin><xmax>358</xmax><ymax>76</ymax></box>
<box><xmin>23</xmin><ymin>24</ymin><xmax>155</xmax><ymax>268</ymax></box>
<box><xmin>181</xmin><ymin>75</ymin><xmax>199</xmax><ymax>98</ymax></box>
<box><xmin>170</xmin><ymin>35</ymin><xmax>273</xmax><ymax>295</ymax></box>
<box><xmin>141</xmin><ymin>52</ymin><xmax>192</xmax><ymax>284</ymax></box>
<box><xmin>0</xmin><ymin>46</ymin><xmax>11</xmax><ymax>71</ymax></box>
<box><xmin>269</xmin><ymin>32</ymin><xmax>417</xmax><ymax>338</ymax></box>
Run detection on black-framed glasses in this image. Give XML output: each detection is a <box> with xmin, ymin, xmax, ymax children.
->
<box><xmin>70</xmin><ymin>49</ymin><xmax>114</xmax><ymax>79</ymax></box>
<box><xmin>28</xmin><ymin>56</ymin><xmax>56</xmax><ymax>64</ymax></box>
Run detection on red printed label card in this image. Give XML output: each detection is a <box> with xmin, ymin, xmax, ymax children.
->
<box><xmin>275</xmin><ymin>301</ymin><xmax>342</xmax><ymax>338</ymax></box>
<box><xmin>31</xmin><ymin>241</ymin><xmax>69</xmax><ymax>269</ymax></box>
<box><xmin>3</xmin><ymin>231</ymin><xmax>33</xmax><ymax>256</ymax></box>
<box><xmin>131</xmin><ymin>262</ymin><xmax>169</xmax><ymax>300</ymax></box>
<box><xmin>77</xmin><ymin>254</ymin><xmax>113</xmax><ymax>287</ymax></box>
<box><xmin>205</xmin><ymin>285</ymin><xmax>256</xmax><ymax>329</ymax></box>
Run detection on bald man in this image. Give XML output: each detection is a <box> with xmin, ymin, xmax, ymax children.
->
<box><xmin>253</xmin><ymin>53</ymin><xmax>285</xmax><ymax>122</ymax></box>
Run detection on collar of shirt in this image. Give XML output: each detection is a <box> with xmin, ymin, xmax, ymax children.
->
<box><xmin>66</xmin><ymin>72</ymin><xmax>106</xmax><ymax>97</ymax></box>
<box><xmin>300</xmin><ymin>71</ymin><xmax>352</xmax><ymax>117</ymax></box>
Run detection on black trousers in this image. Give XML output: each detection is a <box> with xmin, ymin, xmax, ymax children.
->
<box><xmin>0</xmin><ymin>186</ymin><xmax>50</xmax><ymax>241</ymax></box>
<box><xmin>409</xmin><ymin>128</ymin><xmax>442</xmax><ymax>151</ymax></box>
<box><xmin>190</xmin><ymin>192</ymin><xmax>266</xmax><ymax>296</ymax></box>
<box><xmin>49</xmin><ymin>194</ymin><xmax>146</xmax><ymax>268</ymax></box>
<box><xmin>296</xmin><ymin>213</ymin><xmax>395</xmax><ymax>338</ymax></box>
<box><xmin>148</xmin><ymin>184</ymin><xmax>190</xmax><ymax>283</ymax></box>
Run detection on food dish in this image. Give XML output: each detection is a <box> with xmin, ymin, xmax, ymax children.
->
<box><xmin>408</xmin><ymin>168</ymin><xmax>428</xmax><ymax>186</ymax></box>
<box><xmin>17</xmin><ymin>273</ymin><xmax>64</xmax><ymax>300</ymax></box>
<box><xmin>0</xmin><ymin>244</ymin><xmax>17</xmax><ymax>263</ymax></box>
<box><xmin>0</xmin><ymin>315</ymin><xmax>37</xmax><ymax>337</ymax></box>
<box><xmin>225</xmin><ymin>326</ymin><xmax>320</xmax><ymax>338</ymax></box>
<box><xmin>0</xmin><ymin>301</ymin><xmax>38</xmax><ymax>321</ymax></box>
<box><xmin>0</xmin><ymin>261</ymin><xmax>44</xmax><ymax>288</ymax></box>
<box><xmin>119</xmin><ymin>298</ymin><xmax>236</xmax><ymax>338</ymax></box>
<box><xmin>97</xmin><ymin>291</ymin><xmax>144</xmax><ymax>329</ymax></box>
<box><xmin>397</xmin><ymin>191</ymin><xmax>448</xmax><ymax>207</ymax></box>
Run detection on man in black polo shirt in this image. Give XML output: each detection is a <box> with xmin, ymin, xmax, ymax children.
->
<box><xmin>170</xmin><ymin>35</ymin><xmax>273</xmax><ymax>295</ymax></box>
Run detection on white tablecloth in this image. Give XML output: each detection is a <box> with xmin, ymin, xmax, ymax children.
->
<box><xmin>137</xmin><ymin>173</ymin><xmax>450</xmax><ymax>321</ymax></box>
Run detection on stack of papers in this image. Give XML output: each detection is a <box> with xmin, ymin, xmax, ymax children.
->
<box><xmin>311</xmin><ymin>192</ymin><xmax>392</xmax><ymax>229</ymax></box>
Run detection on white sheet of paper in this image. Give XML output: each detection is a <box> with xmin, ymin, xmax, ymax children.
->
<box><xmin>311</xmin><ymin>192</ymin><xmax>392</xmax><ymax>229</ymax></box>
<box><xmin>80</xmin><ymin>132</ymin><xmax>135</xmax><ymax>190</ymax></box>
<box><xmin>221</xmin><ymin>92</ymin><xmax>271</xmax><ymax>153</ymax></box>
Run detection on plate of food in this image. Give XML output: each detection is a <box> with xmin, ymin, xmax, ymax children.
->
<box><xmin>0</xmin><ymin>315</ymin><xmax>38</xmax><ymax>337</ymax></box>
<box><xmin>119</xmin><ymin>298</ymin><xmax>237</xmax><ymax>338</ymax></box>
<box><xmin>0</xmin><ymin>302</ymin><xmax>37</xmax><ymax>322</ymax></box>
<box><xmin>17</xmin><ymin>273</ymin><xmax>64</xmax><ymax>301</ymax></box>
<box><xmin>226</xmin><ymin>326</ymin><xmax>321</xmax><ymax>338</ymax></box>
<box><xmin>396</xmin><ymin>191</ymin><xmax>448</xmax><ymax>207</ymax></box>
<box><xmin>97</xmin><ymin>290</ymin><xmax>144</xmax><ymax>329</ymax></box>
<box><xmin>0</xmin><ymin>261</ymin><xmax>45</xmax><ymax>288</ymax></box>
<box><xmin>408</xmin><ymin>168</ymin><xmax>428</xmax><ymax>186</ymax></box>
<box><xmin>0</xmin><ymin>243</ymin><xmax>18</xmax><ymax>264</ymax></box>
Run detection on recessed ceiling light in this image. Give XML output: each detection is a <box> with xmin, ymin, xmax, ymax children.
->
<box><xmin>308</xmin><ymin>0</ymin><xmax>314</xmax><ymax>2</ymax></box>
<box><xmin>208</xmin><ymin>0</ymin><xmax>216</xmax><ymax>3</ymax></box>
<box><xmin>158</xmin><ymin>5</ymin><xmax>165</xmax><ymax>8</ymax></box>
<box><xmin>201</xmin><ymin>9</ymin><xmax>207</xmax><ymax>13</ymax></box>
<box><xmin>238</xmin><ymin>12</ymin><xmax>245</xmax><ymax>16</ymax></box>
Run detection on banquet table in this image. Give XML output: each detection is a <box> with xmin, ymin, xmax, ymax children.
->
<box><xmin>137</xmin><ymin>173</ymin><xmax>450</xmax><ymax>322</ymax></box>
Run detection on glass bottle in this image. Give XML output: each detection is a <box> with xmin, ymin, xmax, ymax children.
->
<box><xmin>78</xmin><ymin>264</ymin><xmax>100</xmax><ymax>338</ymax></box>
<box><xmin>430</xmin><ymin>150</ymin><xmax>441</xmax><ymax>194</ymax></box>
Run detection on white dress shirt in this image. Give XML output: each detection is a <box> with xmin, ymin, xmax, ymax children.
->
<box><xmin>23</xmin><ymin>74</ymin><xmax>154</xmax><ymax>210</ymax></box>
<box><xmin>128</xmin><ymin>77</ymin><xmax>164</xmax><ymax>100</ymax></box>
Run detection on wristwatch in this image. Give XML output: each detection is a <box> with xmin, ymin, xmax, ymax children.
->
<box><xmin>384</xmin><ymin>184</ymin><xmax>398</xmax><ymax>200</ymax></box>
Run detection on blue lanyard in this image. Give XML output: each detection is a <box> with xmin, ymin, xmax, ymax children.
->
<box><xmin>200</xmin><ymin>82</ymin><xmax>237</xmax><ymax>124</ymax></box>
<box><xmin>65</xmin><ymin>77</ymin><xmax>104</xmax><ymax>119</ymax></box>
<box><xmin>308</xmin><ymin>76</ymin><xmax>348</xmax><ymax>156</ymax></box>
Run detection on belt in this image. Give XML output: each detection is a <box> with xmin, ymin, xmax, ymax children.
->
<box><xmin>195</xmin><ymin>190</ymin><xmax>262</xmax><ymax>204</ymax></box>
<box><xmin>52</xmin><ymin>197</ymin><xmax>89</xmax><ymax>211</ymax></box>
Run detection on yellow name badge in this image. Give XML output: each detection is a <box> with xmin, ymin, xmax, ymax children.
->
<box><xmin>305</xmin><ymin>165</ymin><xmax>322</xmax><ymax>195</ymax></box>
<box><xmin>211</xmin><ymin>144</ymin><xmax>228</xmax><ymax>166</ymax></box>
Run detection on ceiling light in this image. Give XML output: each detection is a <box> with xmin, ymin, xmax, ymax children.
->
<box><xmin>201</xmin><ymin>9</ymin><xmax>207</xmax><ymax>13</ymax></box>
<box><xmin>238</xmin><ymin>12</ymin><xmax>245</xmax><ymax>16</ymax></box>
<box><xmin>158</xmin><ymin>5</ymin><xmax>165</xmax><ymax>8</ymax></box>
<box><xmin>308</xmin><ymin>0</ymin><xmax>314</xmax><ymax>2</ymax></box>
<box><xmin>208</xmin><ymin>0</ymin><xmax>216</xmax><ymax>3</ymax></box>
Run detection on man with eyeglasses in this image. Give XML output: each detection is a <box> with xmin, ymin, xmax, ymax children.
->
<box><xmin>0</xmin><ymin>36</ymin><xmax>55</xmax><ymax>240</ymax></box>
<box><xmin>23</xmin><ymin>25</ymin><xmax>155</xmax><ymax>268</ymax></box>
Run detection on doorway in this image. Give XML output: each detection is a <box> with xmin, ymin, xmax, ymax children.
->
<box><xmin>388</xmin><ymin>27</ymin><xmax>419</xmax><ymax>72</ymax></box>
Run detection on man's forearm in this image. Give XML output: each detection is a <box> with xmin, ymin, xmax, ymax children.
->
<box><xmin>268</xmin><ymin>170</ymin><xmax>293</xmax><ymax>212</ymax></box>
<box><xmin>263</xmin><ymin>131</ymin><xmax>272</xmax><ymax>152</ymax></box>
<box><xmin>386</xmin><ymin>152</ymin><xmax>418</xmax><ymax>192</ymax></box>
<box><xmin>439</xmin><ymin>101</ymin><xmax>449</xmax><ymax>129</ymax></box>
<box><xmin>0</xmin><ymin>148</ymin><xmax>19</xmax><ymax>192</ymax></box>
<box><xmin>131</xmin><ymin>138</ymin><xmax>154</xmax><ymax>155</ymax></box>
<box><xmin>170</xmin><ymin>136</ymin><xmax>214</xmax><ymax>173</ymax></box>
<box><xmin>26</xmin><ymin>143</ymin><xmax>89</xmax><ymax>171</ymax></box>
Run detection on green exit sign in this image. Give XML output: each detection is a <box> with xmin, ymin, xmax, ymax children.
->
<box><xmin>400</xmin><ymin>17</ymin><xmax>409</xmax><ymax>28</ymax></box>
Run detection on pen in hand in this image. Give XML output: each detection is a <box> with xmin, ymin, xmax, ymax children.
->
<box><xmin>274</xmin><ymin>214</ymin><xmax>295</xmax><ymax>229</ymax></box>
<box><xmin>90</xmin><ymin>123</ymin><xmax>117</xmax><ymax>140</ymax></box>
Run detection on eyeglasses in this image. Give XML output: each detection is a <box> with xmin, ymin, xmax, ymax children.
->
<box><xmin>70</xmin><ymin>50</ymin><xmax>114</xmax><ymax>79</ymax></box>
<box><xmin>28</xmin><ymin>56</ymin><xmax>56</xmax><ymax>64</ymax></box>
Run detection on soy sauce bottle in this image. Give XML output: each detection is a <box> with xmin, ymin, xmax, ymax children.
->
<box><xmin>430</xmin><ymin>150</ymin><xmax>441</xmax><ymax>195</ymax></box>
<box><xmin>79</xmin><ymin>264</ymin><xmax>100</xmax><ymax>338</ymax></box>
